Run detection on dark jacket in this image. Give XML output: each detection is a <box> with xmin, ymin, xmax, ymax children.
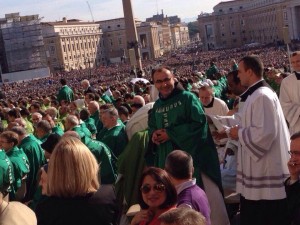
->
<box><xmin>285</xmin><ymin>178</ymin><xmax>300</xmax><ymax>225</ymax></box>
<box><xmin>35</xmin><ymin>185</ymin><xmax>119</xmax><ymax>225</ymax></box>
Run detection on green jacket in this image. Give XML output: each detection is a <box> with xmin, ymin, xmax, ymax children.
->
<box><xmin>90</xmin><ymin>110</ymin><xmax>103</xmax><ymax>134</ymax></box>
<box><xmin>6</xmin><ymin>146</ymin><xmax>30</xmax><ymax>200</ymax></box>
<box><xmin>38</xmin><ymin>133</ymin><xmax>50</xmax><ymax>144</ymax></box>
<box><xmin>83</xmin><ymin>137</ymin><xmax>117</xmax><ymax>184</ymax></box>
<box><xmin>24</xmin><ymin>118</ymin><xmax>34</xmax><ymax>134</ymax></box>
<box><xmin>52</xmin><ymin>126</ymin><xmax>64</xmax><ymax>136</ymax></box>
<box><xmin>0</xmin><ymin>150</ymin><xmax>14</xmax><ymax>195</ymax></box>
<box><xmin>19</xmin><ymin>135</ymin><xmax>46</xmax><ymax>201</ymax></box>
<box><xmin>84</xmin><ymin>118</ymin><xmax>97</xmax><ymax>135</ymax></box>
<box><xmin>148</xmin><ymin>84</ymin><xmax>223</xmax><ymax>194</ymax></box>
<box><xmin>115</xmin><ymin>130</ymin><xmax>149</xmax><ymax>211</ymax></box>
<box><xmin>80</xmin><ymin>123</ymin><xmax>92</xmax><ymax>138</ymax></box>
<box><xmin>97</xmin><ymin>124</ymin><xmax>128</xmax><ymax>158</ymax></box>
<box><xmin>57</xmin><ymin>85</ymin><xmax>74</xmax><ymax>104</ymax></box>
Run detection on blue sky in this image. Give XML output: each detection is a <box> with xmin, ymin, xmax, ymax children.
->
<box><xmin>0</xmin><ymin>0</ymin><xmax>229</xmax><ymax>22</ymax></box>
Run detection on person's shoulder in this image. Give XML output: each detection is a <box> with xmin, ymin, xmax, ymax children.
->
<box><xmin>90</xmin><ymin>185</ymin><xmax>116</xmax><ymax>204</ymax></box>
<box><xmin>2</xmin><ymin>201</ymin><xmax>37</xmax><ymax>225</ymax></box>
<box><xmin>214</xmin><ymin>97</ymin><xmax>227</xmax><ymax>105</ymax></box>
<box><xmin>282</xmin><ymin>73</ymin><xmax>295</xmax><ymax>81</ymax></box>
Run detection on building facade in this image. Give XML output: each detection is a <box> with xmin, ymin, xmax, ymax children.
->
<box><xmin>198</xmin><ymin>0</ymin><xmax>300</xmax><ymax>50</ymax></box>
<box><xmin>0</xmin><ymin>13</ymin><xmax>47</xmax><ymax>73</ymax></box>
<box><xmin>42</xmin><ymin>18</ymin><xmax>103</xmax><ymax>72</ymax></box>
<box><xmin>98</xmin><ymin>18</ymin><xmax>161</xmax><ymax>63</ymax></box>
<box><xmin>147</xmin><ymin>12</ymin><xmax>190</xmax><ymax>52</ymax></box>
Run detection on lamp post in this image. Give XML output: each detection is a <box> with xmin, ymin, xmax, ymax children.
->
<box><xmin>84</xmin><ymin>57</ymin><xmax>92</xmax><ymax>79</ymax></box>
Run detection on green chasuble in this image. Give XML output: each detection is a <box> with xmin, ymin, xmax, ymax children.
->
<box><xmin>71</xmin><ymin>126</ymin><xmax>88</xmax><ymax>142</ymax></box>
<box><xmin>19</xmin><ymin>135</ymin><xmax>46</xmax><ymax>201</ymax></box>
<box><xmin>24</xmin><ymin>118</ymin><xmax>34</xmax><ymax>134</ymax></box>
<box><xmin>0</xmin><ymin>150</ymin><xmax>14</xmax><ymax>195</ymax></box>
<box><xmin>57</xmin><ymin>85</ymin><xmax>74</xmax><ymax>104</ymax></box>
<box><xmin>38</xmin><ymin>133</ymin><xmax>50</xmax><ymax>144</ymax></box>
<box><xmin>148</xmin><ymin>84</ymin><xmax>223</xmax><ymax>193</ymax></box>
<box><xmin>6</xmin><ymin>146</ymin><xmax>30</xmax><ymax>200</ymax></box>
<box><xmin>79</xmin><ymin>122</ymin><xmax>92</xmax><ymax>138</ymax></box>
<box><xmin>90</xmin><ymin>110</ymin><xmax>103</xmax><ymax>134</ymax></box>
<box><xmin>97</xmin><ymin>124</ymin><xmax>128</xmax><ymax>158</ymax></box>
<box><xmin>83</xmin><ymin>136</ymin><xmax>117</xmax><ymax>184</ymax></box>
<box><xmin>52</xmin><ymin>126</ymin><xmax>64</xmax><ymax>136</ymax></box>
<box><xmin>115</xmin><ymin>130</ymin><xmax>149</xmax><ymax>211</ymax></box>
<box><xmin>84</xmin><ymin>117</ymin><xmax>97</xmax><ymax>135</ymax></box>
<box><xmin>205</xmin><ymin>64</ymin><xmax>219</xmax><ymax>79</ymax></box>
<box><xmin>101</xmin><ymin>94</ymin><xmax>113</xmax><ymax>103</ymax></box>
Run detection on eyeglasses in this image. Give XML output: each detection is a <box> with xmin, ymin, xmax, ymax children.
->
<box><xmin>290</xmin><ymin>52</ymin><xmax>300</xmax><ymax>57</ymax></box>
<box><xmin>154</xmin><ymin>77</ymin><xmax>172</xmax><ymax>84</ymax></box>
<box><xmin>140</xmin><ymin>184</ymin><xmax>165</xmax><ymax>194</ymax></box>
<box><xmin>288</xmin><ymin>151</ymin><xmax>300</xmax><ymax>156</ymax></box>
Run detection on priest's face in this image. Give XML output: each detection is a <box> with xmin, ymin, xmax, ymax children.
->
<box><xmin>291</xmin><ymin>53</ymin><xmax>300</xmax><ymax>72</ymax></box>
<box><xmin>199</xmin><ymin>88</ymin><xmax>213</xmax><ymax>106</ymax></box>
<box><xmin>153</xmin><ymin>69</ymin><xmax>175</xmax><ymax>99</ymax></box>
<box><xmin>238</xmin><ymin>60</ymin><xmax>251</xmax><ymax>87</ymax></box>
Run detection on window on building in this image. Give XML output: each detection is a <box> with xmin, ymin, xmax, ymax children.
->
<box><xmin>49</xmin><ymin>46</ymin><xmax>55</xmax><ymax>55</ymax></box>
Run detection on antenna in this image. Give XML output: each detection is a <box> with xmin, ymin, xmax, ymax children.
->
<box><xmin>156</xmin><ymin>0</ymin><xmax>159</xmax><ymax>14</ymax></box>
<box><xmin>86</xmin><ymin>1</ymin><xmax>95</xmax><ymax>22</ymax></box>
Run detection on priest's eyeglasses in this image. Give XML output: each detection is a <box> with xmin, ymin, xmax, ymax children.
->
<box><xmin>288</xmin><ymin>151</ymin><xmax>300</xmax><ymax>156</ymax></box>
<box><xmin>140</xmin><ymin>184</ymin><xmax>165</xmax><ymax>194</ymax></box>
<box><xmin>154</xmin><ymin>77</ymin><xmax>172</xmax><ymax>84</ymax></box>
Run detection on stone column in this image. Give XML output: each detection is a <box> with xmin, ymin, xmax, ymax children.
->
<box><xmin>122</xmin><ymin>0</ymin><xmax>143</xmax><ymax>70</ymax></box>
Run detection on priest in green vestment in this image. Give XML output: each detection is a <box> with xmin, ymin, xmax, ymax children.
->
<box><xmin>148</xmin><ymin>66</ymin><xmax>222</xmax><ymax>193</ymax></box>
<box><xmin>57</xmin><ymin>78</ymin><xmax>74</xmax><ymax>105</ymax></box>
<box><xmin>0</xmin><ymin>131</ymin><xmax>30</xmax><ymax>201</ymax></box>
<box><xmin>96</xmin><ymin>107</ymin><xmax>128</xmax><ymax>158</ymax></box>
<box><xmin>11</xmin><ymin>126</ymin><xmax>46</xmax><ymax>202</ymax></box>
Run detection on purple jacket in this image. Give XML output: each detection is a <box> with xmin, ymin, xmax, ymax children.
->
<box><xmin>177</xmin><ymin>179</ymin><xmax>211</xmax><ymax>225</ymax></box>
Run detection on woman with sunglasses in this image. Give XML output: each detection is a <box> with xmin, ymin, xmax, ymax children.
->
<box><xmin>131</xmin><ymin>167</ymin><xmax>177</xmax><ymax>225</ymax></box>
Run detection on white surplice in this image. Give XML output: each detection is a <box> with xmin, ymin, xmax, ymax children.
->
<box><xmin>279</xmin><ymin>73</ymin><xmax>300</xmax><ymax>136</ymax></box>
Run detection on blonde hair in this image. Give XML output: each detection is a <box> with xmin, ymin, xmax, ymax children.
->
<box><xmin>47</xmin><ymin>137</ymin><xmax>99</xmax><ymax>197</ymax></box>
<box><xmin>159</xmin><ymin>207</ymin><xmax>206</xmax><ymax>225</ymax></box>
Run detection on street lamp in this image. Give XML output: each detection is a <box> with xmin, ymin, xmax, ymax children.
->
<box><xmin>84</xmin><ymin>57</ymin><xmax>92</xmax><ymax>79</ymax></box>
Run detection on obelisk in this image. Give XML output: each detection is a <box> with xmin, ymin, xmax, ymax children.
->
<box><xmin>122</xmin><ymin>0</ymin><xmax>142</xmax><ymax>71</ymax></box>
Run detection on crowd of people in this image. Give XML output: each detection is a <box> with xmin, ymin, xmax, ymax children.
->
<box><xmin>0</xmin><ymin>44</ymin><xmax>299</xmax><ymax>225</ymax></box>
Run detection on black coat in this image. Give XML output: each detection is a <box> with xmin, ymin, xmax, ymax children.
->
<box><xmin>35</xmin><ymin>185</ymin><xmax>119</xmax><ymax>225</ymax></box>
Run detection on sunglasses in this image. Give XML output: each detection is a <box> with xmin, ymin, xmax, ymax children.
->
<box><xmin>140</xmin><ymin>184</ymin><xmax>165</xmax><ymax>194</ymax></box>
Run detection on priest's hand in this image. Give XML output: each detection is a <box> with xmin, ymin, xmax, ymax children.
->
<box><xmin>152</xmin><ymin>129</ymin><xmax>170</xmax><ymax>144</ymax></box>
<box><xmin>228</xmin><ymin>125</ymin><xmax>239</xmax><ymax>140</ymax></box>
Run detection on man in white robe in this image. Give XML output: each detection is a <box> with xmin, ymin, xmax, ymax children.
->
<box><xmin>280</xmin><ymin>51</ymin><xmax>300</xmax><ymax>136</ymax></box>
<box><xmin>227</xmin><ymin>55</ymin><xmax>290</xmax><ymax>225</ymax></box>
